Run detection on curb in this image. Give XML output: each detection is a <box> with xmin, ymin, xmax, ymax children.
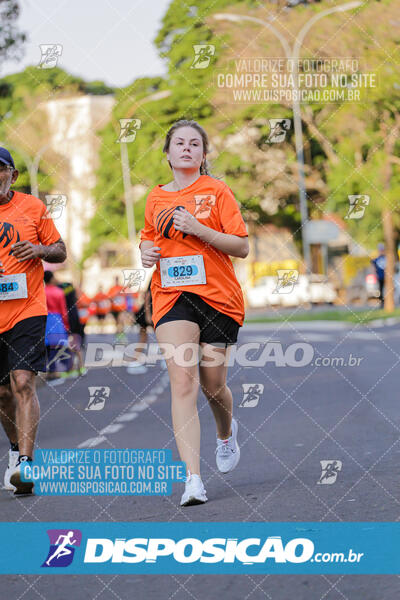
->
<box><xmin>243</xmin><ymin>317</ymin><xmax>400</xmax><ymax>330</ymax></box>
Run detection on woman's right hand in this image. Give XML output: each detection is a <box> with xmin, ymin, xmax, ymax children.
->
<box><xmin>141</xmin><ymin>246</ymin><xmax>161</xmax><ymax>268</ymax></box>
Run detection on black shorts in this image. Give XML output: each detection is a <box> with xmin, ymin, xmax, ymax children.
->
<box><xmin>135</xmin><ymin>306</ymin><xmax>148</xmax><ymax>329</ymax></box>
<box><xmin>0</xmin><ymin>315</ymin><xmax>47</xmax><ymax>385</ymax></box>
<box><xmin>155</xmin><ymin>292</ymin><xmax>240</xmax><ymax>346</ymax></box>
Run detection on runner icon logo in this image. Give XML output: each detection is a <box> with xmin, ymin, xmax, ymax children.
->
<box><xmin>239</xmin><ymin>383</ymin><xmax>264</xmax><ymax>408</ymax></box>
<box><xmin>43</xmin><ymin>194</ymin><xmax>67</xmax><ymax>219</ymax></box>
<box><xmin>47</xmin><ymin>346</ymin><xmax>70</xmax><ymax>371</ymax></box>
<box><xmin>273</xmin><ymin>269</ymin><xmax>299</xmax><ymax>294</ymax></box>
<box><xmin>267</xmin><ymin>119</ymin><xmax>291</xmax><ymax>143</ymax></box>
<box><xmin>122</xmin><ymin>269</ymin><xmax>145</xmax><ymax>293</ymax></box>
<box><xmin>86</xmin><ymin>387</ymin><xmax>110</xmax><ymax>411</ymax></box>
<box><xmin>42</xmin><ymin>529</ymin><xmax>82</xmax><ymax>567</ymax></box>
<box><xmin>317</xmin><ymin>460</ymin><xmax>342</xmax><ymax>485</ymax></box>
<box><xmin>117</xmin><ymin>119</ymin><xmax>141</xmax><ymax>143</ymax></box>
<box><xmin>345</xmin><ymin>195</ymin><xmax>370</xmax><ymax>220</ymax></box>
<box><xmin>38</xmin><ymin>44</ymin><xmax>63</xmax><ymax>69</ymax></box>
<box><xmin>191</xmin><ymin>44</ymin><xmax>215</xmax><ymax>69</ymax></box>
<box><xmin>193</xmin><ymin>194</ymin><xmax>216</xmax><ymax>219</ymax></box>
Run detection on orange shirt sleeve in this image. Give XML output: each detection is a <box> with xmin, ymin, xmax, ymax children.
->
<box><xmin>218</xmin><ymin>185</ymin><xmax>248</xmax><ymax>237</ymax></box>
<box><xmin>37</xmin><ymin>202</ymin><xmax>62</xmax><ymax>246</ymax></box>
<box><xmin>139</xmin><ymin>193</ymin><xmax>155</xmax><ymax>247</ymax></box>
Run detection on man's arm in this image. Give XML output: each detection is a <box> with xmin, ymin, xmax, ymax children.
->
<box><xmin>10</xmin><ymin>238</ymin><xmax>67</xmax><ymax>263</ymax></box>
<box><xmin>39</xmin><ymin>238</ymin><xmax>67</xmax><ymax>263</ymax></box>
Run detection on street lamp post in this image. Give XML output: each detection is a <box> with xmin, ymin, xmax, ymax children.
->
<box><xmin>119</xmin><ymin>140</ymin><xmax>137</xmax><ymax>268</ymax></box>
<box><xmin>31</xmin><ymin>142</ymin><xmax>51</xmax><ymax>198</ymax></box>
<box><xmin>119</xmin><ymin>90</ymin><xmax>171</xmax><ymax>269</ymax></box>
<box><xmin>213</xmin><ymin>2</ymin><xmax>362</xmax><ymax>273</ymax></box>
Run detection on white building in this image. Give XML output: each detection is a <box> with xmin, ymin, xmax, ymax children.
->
<box><xmin>44</xmin><ymin>95</ymin><xmax>115</xmax><ymax>272</ymax></box>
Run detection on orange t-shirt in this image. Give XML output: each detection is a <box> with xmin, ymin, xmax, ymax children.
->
<box><xmin>139</xmin><ymin>175</ymin><xmax>248</xmax><ymax>328</ymax></box>
<box><xmin>0</xmin><ymin>191</ymin><xmax>61</xmax><ymax>333</ymax></box>
<box><xmin>93</xmin><ymin>292</ymin><xmax>111</xmax><ymax>315</ymax></box>
<box><xmin>77</xmin><ymin>293</ymin><xmax>92</xmax><ymax>325</ymax></box>
<box><xmin>108</xmin><ymin>285</ymin><xmax>127</xmax><ymax>312</ymax></box>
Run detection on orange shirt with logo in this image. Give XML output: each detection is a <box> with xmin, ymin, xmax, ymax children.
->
<box><xmin>77</xmin><ymin>293</ymin><xmax>92</xmax><ymax>325</ymax></box>
<box><xmin>0</xmin><ymin>191</ymin><xmax>61</xmax><ymax>333</ymax></box>
<box><xmin>139</xmin><ymin>175</ymin><xmax>248</xmax><ymax>328</ymax></box>
<box><xmin>108</xmin><ymin>285</ymin><xmax>127</xmax><ymax>312</ymax></box>
<box><xmin>93</xmin><ymin>292</ymin><xmax>111</xmax><ymax>315</ymax></box>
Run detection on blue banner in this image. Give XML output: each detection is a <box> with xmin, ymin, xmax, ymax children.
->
<box><xmin>20</xmin><ymin>449</ymin><xmax>186</xmax><ymax>496</ymax></box>
<box><xmin>0</xmin><ymin>522</ymin><xmax>398</xmax><ymax>574</ymax></box>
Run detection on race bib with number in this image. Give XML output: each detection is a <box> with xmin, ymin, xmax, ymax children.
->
<box><xmin>160</xmin><ymin>255</ymin><xmax>206</xmax><ymax>288</ymax></box>
<box><xmin>0</xmin><ymin>273</ymin><xmax>28</xmax><ymax>300</ymax></box>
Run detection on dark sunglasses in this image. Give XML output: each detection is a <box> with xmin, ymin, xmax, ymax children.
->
<box><xmin>0</xmin><ymin>165</ymin><xmax>14</xmax><ymax>173</ymax></box>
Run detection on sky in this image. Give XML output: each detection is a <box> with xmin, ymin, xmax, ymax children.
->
<box><xmin>1</xmin><ymin>0</ymin><xmax>171</xmax><ymax>87</ymax></box>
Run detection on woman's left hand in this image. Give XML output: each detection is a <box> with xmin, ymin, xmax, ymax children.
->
<box><xmin>173</xmin><ymin>208</ymin><xmax>201</xmax><ymax>236</ymax></box>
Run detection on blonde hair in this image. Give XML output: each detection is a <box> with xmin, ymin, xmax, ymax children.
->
<box><xmin>163</xmin><ymin>119</ymin><xmax>211</xmax><ymax>175</ymax></box>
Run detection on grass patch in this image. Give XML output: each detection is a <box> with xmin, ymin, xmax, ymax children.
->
<box><xmin>245</xmin><ymin>307</ymin><xmax>400</xmax><ymax>324</ymax></box>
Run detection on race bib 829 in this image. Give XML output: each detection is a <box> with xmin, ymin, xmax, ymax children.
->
<box><xmin>160</xmin><ymin>255</ymin><xmax>206</xmax><ymax>288</ymax></box>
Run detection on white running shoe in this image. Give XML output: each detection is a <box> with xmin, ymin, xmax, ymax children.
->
<box><xmin>10</xmin><ymin>462</ymin><xmax>34</xmax><ymax>496</ymax></box>
<box><xmin>216</xmin><ymin>418</ymin><xmax>240</xmax><ymax>474</ymax></box>
<box><xmin>3</xmin><ymin>450</ymin><xmax>19</xmax><ymax>491</ymax></box>
<box><xmin>180</xmin><ymin>472</ymin><xmax>207</xmax><ymax>506</ymax></box>
<box><xmin>127</xmin><ymin>361</ymin><xmax>147</xmax><ymax>375</ymax></box>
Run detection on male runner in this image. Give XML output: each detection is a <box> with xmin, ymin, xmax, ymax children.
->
<box><xmin>0</xmin><ymin>147</ymin><xmax>66</xmax><ymax>495</ymax></box>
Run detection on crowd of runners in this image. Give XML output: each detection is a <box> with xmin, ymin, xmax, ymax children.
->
<box><xmin>42</xmin><ymin>274</ymin><xmax>152</xmax><ymax>379</ymax></box>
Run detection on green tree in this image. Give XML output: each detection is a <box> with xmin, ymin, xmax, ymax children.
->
<box><xmin>324</xmin><ymin>40</ymin><xmax>400</xmax><ymax>310</ymax></box>
<box><xmin>0</xmin><ymin>67</ymin><xmax>113</xmax><ymax>195</ymax></box>
<box><xmin>88</xmin><ymin>0</ymin><xmax>400</xmax><ymax>295</ymax></box>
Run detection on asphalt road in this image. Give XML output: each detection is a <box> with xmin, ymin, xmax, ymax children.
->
<box><xmin>1</xmin><ymin>320</ymin><xmax>400</xmax><ymax>598</ymax></box>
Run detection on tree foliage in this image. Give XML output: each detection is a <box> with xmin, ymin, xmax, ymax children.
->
<box><xmin>1</xmin><ymin>0</ymin><xmax>399</xmax><ymax>266</ymax></box>
<box><xmin>0</xmin><ymin>0</ymin><xmax>26</xmax><ymax>62</ymax></box>
<box><xmin>0</xmin><ymin>67</ymin><xmax>113</xmax><ymax>194</ymax></box>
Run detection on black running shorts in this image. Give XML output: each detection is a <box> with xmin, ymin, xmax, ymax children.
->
<box><xmin>0</xmin><ymin>315</ymin><xmax>47</xmax><ymax>385</ymax></box>
<box><xmin>155</xmin><ymin>292</ymin><xmax>240</xmax><ymax>346</ymax></box>
<box><xmin>135</xmin><ymin>306</ymin><xmax>148</xmax><ymax>329</ymax></box>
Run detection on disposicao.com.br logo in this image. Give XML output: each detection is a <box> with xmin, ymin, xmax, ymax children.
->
<box><xmin>42</xmin><ymin>529</ymin><xmax>82</xmax><ymax>568</ymax></box>
<box><xmin>82</xmin><ymin>536</ymin><xmax>362</xmax><ymax>565</ymax></box>
<box><xmin>33</xmin><ymin>525</ymin><xmax>366</xmax><ymax>574</ymax></box>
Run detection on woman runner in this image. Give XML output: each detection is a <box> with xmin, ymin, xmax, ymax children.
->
<box><xmin>139</xmin><ymin>120</ymin><xmax>249</xmax><ymax>506</ymax></box>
